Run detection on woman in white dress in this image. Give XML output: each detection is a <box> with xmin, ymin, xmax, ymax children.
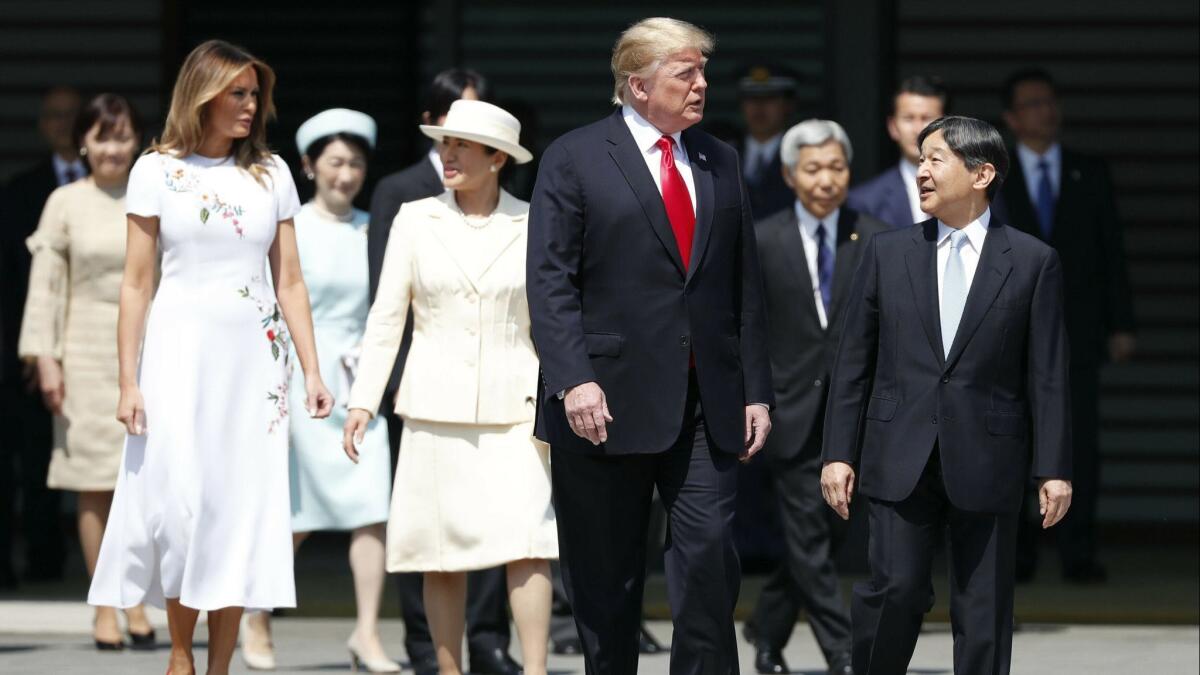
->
<box><xmin>343</xmin><ymin>100</ymin><xmax>557</xmax><ymax>675</ymax></box>
<box><xmin>87</xmin><ymin>40</ymin><xmax>333</xmax><ymax>675</ymax></box>
<box><xmin>239</xmin><ymin>109</ymin><xmax>398</xmax><ymax>673</ymax></box>
<box><xmin>18</xmin><ymin>93</ymin><xmax>156</xmax><ymax>651</ymax></box>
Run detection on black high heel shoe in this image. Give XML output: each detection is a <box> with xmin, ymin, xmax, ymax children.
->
<box><xmin>94</xmin><ymin>637</ymin><xmax>124</xmax><ymax>651</ymax></box>
<box><xmin>128</xmin><ymin>628</ymin><xmax>157</xmax><ymax>650</ymax></box>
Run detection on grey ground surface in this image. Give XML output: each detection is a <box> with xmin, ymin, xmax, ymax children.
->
<box><xmin>0</xmin><ymin>615</ymin><xmax>1197</xmax><ymax>675</ymax></box>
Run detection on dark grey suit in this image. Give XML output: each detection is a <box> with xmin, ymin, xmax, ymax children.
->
<box><xmin>747</xmin><ymin>205</ymin><xmax>888</xmax><ymax>663</ymax></box>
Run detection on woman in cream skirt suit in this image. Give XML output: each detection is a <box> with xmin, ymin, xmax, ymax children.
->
<box><xmin>344</xmin><ymin>99</ymin><xmax>556</xmax><ymax>675</ymax></box>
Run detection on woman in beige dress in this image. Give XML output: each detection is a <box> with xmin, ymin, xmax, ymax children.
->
<box><xmin>17</xmin><ymin>93</ymin><xmax>155</xmax><ymax>650</ymax></box>
<box><xmin>343</xmin><ymin>100</ymin><xmax>557</xmax><ymax>675</ymax></box>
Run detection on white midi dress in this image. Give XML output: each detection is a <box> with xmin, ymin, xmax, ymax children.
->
<box><xmin>88</xmin><ymin>151</ymin><xmax>301</xmax><ymax>611</ymax></box>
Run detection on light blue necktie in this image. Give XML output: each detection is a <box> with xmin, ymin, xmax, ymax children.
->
<box><xmin>940</xmin><ymin>230</ymin><xmax>969</xmax><ymax>358</ymax></box>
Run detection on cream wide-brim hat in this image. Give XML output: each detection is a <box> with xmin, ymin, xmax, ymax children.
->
<box><xmin>419</xmin><ymin>99</ymin><xmax>533</xmax><ymax>165</ymax></box>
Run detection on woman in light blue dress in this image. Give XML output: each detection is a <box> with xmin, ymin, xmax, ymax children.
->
<box><xmin>239</xmin><ymin>109</ymin><xmax>397</xmax><ymax>673</ymax></box>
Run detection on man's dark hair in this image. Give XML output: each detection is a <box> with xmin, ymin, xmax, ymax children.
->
<box><xmin>1002</xmin><ymin>67</ymin><xmax>1057</xmax><ymax>110</ymax></box>
<box><xmin>893</xmin><ymin>75</ymin><xmax>949</xmax><ymax>114</ymax></box>
<box><xmin>424</xmin><ymin>68</ymin><xmax>490</xmax><ymax>122</ymax></box>
<box><xmin>917</xmin><ymin>116</ymin><xmax>1009</xmax><ymax>201</ymax></box>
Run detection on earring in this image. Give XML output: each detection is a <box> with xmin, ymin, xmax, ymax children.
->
<box><xmin>489</xmin><ymin>165</ymin><xmax>498</xmax><ymax>173</ymax></box>
<box><xmin>305</xmin><ymin>172</ymin><xmax>315</xmax><ymax>180</ymax></box>
<box><xmin>79</xmin><ymin>147</ymin><xmax>88</xmax><ymax>156</ymax></box>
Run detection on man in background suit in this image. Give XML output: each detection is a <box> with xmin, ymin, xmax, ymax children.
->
<box><xmin>364</xmin><ymin>69</ymin><xmax>519</xmax><ymax>675</ymax></box>
<box><xmin>735</xmin><ymin>64</ymin><xmax>798</xmax><ymax>221</ymax></box>
<box><xmin>745</xmin><ymin>119</ymin><xmax>887</xmax><ymax>675</ymax></box>
<box><xmin>847</xmin><ymin>76</ymin><xmax>947</xmax><ymax>229</ymax></box>
<box><xmin>822</xmin><ymin>116</ymin><xmax>1073</xmax><ymax>674</ymax></box>
<box><xmin>528</xmin><ymin>18</ymin><xmax>774</xmax><ymax>673</ymax></box>
<box><xmin>1000</xmin><ymin>68</ymin><xmax>1136</xmax><ymax>584</ymax></box>
<box><xmin>0</xmin><ymin>85</ymin><xmax>82</xmax><ymax>588</ymax></box>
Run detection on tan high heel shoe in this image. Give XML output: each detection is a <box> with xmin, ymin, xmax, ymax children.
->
<box><xmin>239</xmin><ymin>612</ymin><xmax>277</xmax><ymax>671</ymax></box>
<box><xmin>347</xmin><ymin>635</ymin><xmax>401</xmax><ymax>673</ymax></box>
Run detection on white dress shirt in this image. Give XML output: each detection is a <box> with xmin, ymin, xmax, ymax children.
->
<box><xmin>427</xmin><ymin>145</ymin><xmax>445</xmax><ymax>179</ymax></box>
<box><xmin>52</xmin><ymin>154</ymin><xmax>86</xmax><ymax>186</ymax></box>
<box><xmin>743</xmin><ymin>133</ymin><xmax>783</xmax><ymax>181</ymax></box>
<box><xmin>621</xmin><ymin>105</ymin><xmax>697</xmax><ymax>213</ymax></box>
<box><xmin>936</xmin><ymin>208</ymin><xmax>990</xmax><ymax>306</ymax></box>
<box><xmin>794</xmin><ymin>200</ymin><xmax>837</xmax><ymax>329</ymax></box>
<box><xmin>1016</xmin><ymin>142</ymin><xmax>1061</xmax><ymax>201</ymax></box>
<box><xmin>898</xmin><ymin>159</ymin><xmax>930</xmax><ymax>225</ymax></box>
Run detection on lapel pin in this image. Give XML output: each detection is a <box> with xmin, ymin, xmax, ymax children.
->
<box><xmin>698</xmin><ymin>152</ymin><xmax>707</xmax><ymax>162</ymax></box>
<box><xmin>850</xmin><ymin>232</ymin><xmax>859</xmax><ymax>241</ymax></box>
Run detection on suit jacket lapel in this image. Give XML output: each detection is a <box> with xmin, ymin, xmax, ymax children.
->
<box><xmin>1053</xmin><ymin>150</ymin><xmax>1084</xmax><ymax>242</ymax></box>
<box><xmin>944</xmin><ymin>224</ymin><xmax>1014</xmax><ymax>369</ymax></box>
<box><xmin>605</xmin><ymin>112</ymin><xmax>686</xmax><ymax>277</ymax></box>
<box><xmin>426</xmin><ymin>191</ymin><xmax>523</xmax><ymax>292</ymax></box>
<box><xmin>776</xmin><ymin>209</ymin><xmax>821</xmax><ymax>326</ymax></box>
<box><xmin>1003</xmin><ymin>155</ymin><xmax>1040</xmax><ymax>240</ymax></box>
<box><xmin>887</xmin><ymin>167</ymin><xmax>912</xmax><ymax>229</ymax></box>
<box><xmin>829</xmin><ymin>209</ymin><xmax>860</xmax><ymax>320</ymax></box>
<box><xmin>905</xmin><ymin>219</ymin><xmax>945</xmax><ymax>366</ymax></box>
<box><xmin>419</xmin><ymin>158</ymin><xmax>444</xmax><ymax>195</ymax></box>
<box><xmin>684</xmin><ymin>130</ymin><xmax>715</xmax><ymax>285</ymax></box>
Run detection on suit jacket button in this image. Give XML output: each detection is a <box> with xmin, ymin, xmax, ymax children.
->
<box><xmin>941</xmin><ymin>376</ymin><xmax>950</xmax><ymax>383</ymax></box>
<box><xmin>931</xmin><ymin>416</ymin><xmax>938</xmax><ymax>425</ymax></box>
<box><xmin>680</xmin><ymin>336</ymin><xmax>690</xmax><ymax>347</ymax></box>
<box><xmin>813</xmin><ymin>378</ymin><xmax>822</xmax><ymax>387</ymax></box>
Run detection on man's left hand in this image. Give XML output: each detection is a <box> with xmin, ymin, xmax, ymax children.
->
<box><xmin>1038</xmin><ymin>478</ymin><xmax>1073</xmax><ymax>529</ymax></box>
<box><xmin>741</xmin><ymin>405</ymin><xmax>771</xmax><ymax>462</ymax></box>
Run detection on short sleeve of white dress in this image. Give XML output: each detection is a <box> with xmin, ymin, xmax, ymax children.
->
<box><xmin>126</xmin><ymin>153</ymin><xmax>163</xmax><ymax>218</ymax></box>
<box><xmin>271</xmin><ymin>155</ymin><xmax>301</xmax><ymax>223</ymax></box>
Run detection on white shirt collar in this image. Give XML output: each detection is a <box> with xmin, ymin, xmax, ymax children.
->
<box><xmin>746</xmin><ymin>133</ymin><xmax>782</xmax><ymax>158</ymax></box>
<box><xmin>794</xmin><ymin>200</ymin><xmax>839</xmax><ymax>240</ymax></box>
<box><xmin>622</xmin><ymin>105</ymin><xmax>684</xmax><ymax>155</ymax></box>
<box><xmin>937</xmin><ymin>208</ymin><xmax>990</xmax><ymax>251</ymax></box>
<box><xmin>1016</xmin><ymin>141</ymin><xmax>1061</xmax><ymax>170</ymax></box>
<box><xmin>898</xmin><ymin>158</ymin><xmax>919</xmax><ymax>182</ymax></box>
<box><xmin>52</xmin><ymin>154</ymin><xmax>85</xmax><ymax>184</ymax></box>
<box><xmin>426</xmin><ymin>145</ymin><xmax>444</xmax><ymax>178</ymax></box>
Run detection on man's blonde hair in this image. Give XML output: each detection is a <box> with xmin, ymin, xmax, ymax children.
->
<box><xmin>610</xmin><ymin>17</ymin><xmax>715</xmax><ymax>105</ymax></box>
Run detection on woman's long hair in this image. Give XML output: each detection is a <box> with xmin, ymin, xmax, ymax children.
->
<box><xmin>152</xmin><ymin>39</ymin><xmax>277</xmax><ymax>186</ymax></box>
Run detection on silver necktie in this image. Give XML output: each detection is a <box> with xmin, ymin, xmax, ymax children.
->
<box><xmin>940</xmin><ymin>230</ymin><xmax>969</xmax><ymax>357</ymax></box>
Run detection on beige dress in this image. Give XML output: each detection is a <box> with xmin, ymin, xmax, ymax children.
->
<box><xmin>18</xmin><ymin>178</ymin><xmax>127</xmax><ymax>491</ymax></box>
<box><xmin>348</xmin><ymin>190</ymin><xmax>558</xmax><ymax>572</ymax></box>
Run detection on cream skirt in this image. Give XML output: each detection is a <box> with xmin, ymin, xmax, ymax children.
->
<box><xmin>387</xmin><ymin>419</ymin><xmax>558</xmax><ymax>573</ymax></box>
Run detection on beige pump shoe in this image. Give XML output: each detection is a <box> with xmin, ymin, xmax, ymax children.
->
<box><xmin>239</xmin><ymin>611</ymin><xmax>277</xmax><ymax>671</ymax></box>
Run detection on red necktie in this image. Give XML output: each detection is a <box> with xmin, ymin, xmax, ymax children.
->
<box><xmin>656</xmin><ymin>135</ymin><xmax>695</xmax><ymax>270</ymax></box>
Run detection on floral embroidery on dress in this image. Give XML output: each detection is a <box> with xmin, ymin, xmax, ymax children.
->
<box><xmin>239</xmin><ymin>278</ymin><xmax>291</xmax><ymax>433</ymax></box>
<box><xmin>163</xmin><ymin>165</ymin><xmax>200</xmax><ymax>193</ymax></box>
<box><xmin>200</xmin><ymin>191</ymin><xmax>246</xmax><ymax>238</ymax></box>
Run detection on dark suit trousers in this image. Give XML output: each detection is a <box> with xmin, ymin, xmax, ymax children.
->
<box><xmin>552</xmin><ymin>375</ymin><xmax>741</xmax><ymax>675</ymax></box>
<box><xmin>0</xmin><ymin>382</ymin><xmax>61</xmax><ymax>579</ymax></box>
<box><xmin>748</xmin><ymin>440</ymin><xmax>851</xmax><ymax>662</ymax></box>
<box><xmin>853</xmin><ymin>450</ymin><xmax>1016</xmax><ymax>675</ymax></box>
<box><xmin>1018</xmin><ymin>362</ymin><xmax>1100</xmax><ymax>573</ymax></box>
<box><xmin>383</xmin><ymin>411</ymin><xmax>511</xmax><ymax>661</ymax></box>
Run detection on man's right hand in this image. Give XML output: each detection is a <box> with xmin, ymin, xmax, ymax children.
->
<box><xmin>564</xmin><ymin>381</ymin><xmax>612</xmax><ymax>445</ymax></box>
<box><xmin>820</xmin><ymin>461</ymin><xmax>856</xmax><ymax>520</ymax></box>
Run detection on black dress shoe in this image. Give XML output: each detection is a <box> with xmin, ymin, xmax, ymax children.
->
<box><xmin>128</xmin><ymin>628</ymin><xmax>156</xmax><ymax>651</ymax></box>
<box><xmin>1063</xmin><ymin>561</ymin><xmax>1107</xmax><ymax>584</ymax></box>
<box><xmin>411</xmin><ymin>654</ymin><xmax>440</xmax><ymax>675</ymax></box>
<box><xmin>469</xmin><ymin>646</ymin><xmax>522</xmax><ymax>675</ymax></box>
<box><xmin>551</xmin><ymin>633</ymin><xmax>583</xmax><ymax>655</ymax></box>
<box><xmin>827</xmin><ymin>651</ymin><xmax>854</xmax><ymax>675</ymax></box>
<box><xmin>753</xmin><ymin>644</ymin><xmax>788</xmax><ymax>674</ymax></box>
<box><xmin>638</xmin><ymin>624</ymin><xmax>666</xmax><ymax>654</ymax></box>
<box><xmin>94</xmin><ymin>638</ymin><xmax>124</xmax><ymax>651</ymax></box>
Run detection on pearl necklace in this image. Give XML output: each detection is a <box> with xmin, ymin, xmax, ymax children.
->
<box><xmin>452</xmin><ymin>200</ymin><xmax>498</xmax><ymax>229</ymax></box>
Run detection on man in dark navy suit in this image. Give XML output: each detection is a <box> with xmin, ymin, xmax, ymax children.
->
<box><xmin>0</xmin><ymin>85</ymin><xmax>81</xmax><ymax>588</ymax></box>
<box><xmin>744</xmin><ymin>119</ymin><xmax>887</xmax><ymax>675</ymax></box>
<box><xmin>847</xmin><ymin>76</ymin><xmax>947</xmax><ymax>229</ymax></box>
<box><xmin>999</xmin><ymin>67</ymin><xmax>1135</xmax><ymax>585</ymax></box>
<box><xmin>822</xmin><ymin>116</ymin><xmax>1073</xmax><ymax>675</ymax></box>
<box><xmin>734</xmin><ymin>64</ymin><xmax>798</xmax><ymax>222</ymax></box>
<box><xmin>528</xmin><ymin>17</ymin><xmax>774</xmax><ymax>675</ymax></box>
